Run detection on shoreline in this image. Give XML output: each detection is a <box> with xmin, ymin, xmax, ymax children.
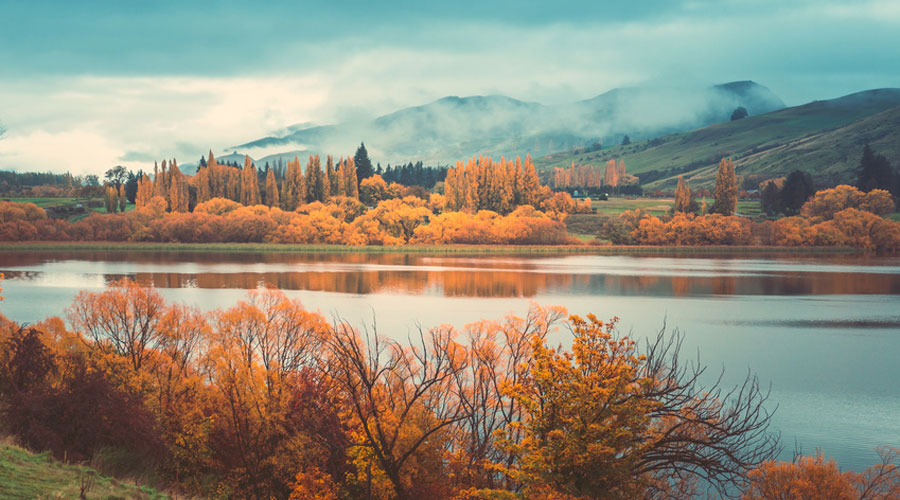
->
<box><xmin>0</xmin><ymin>241</ymin><xmax>863</xmax><ymax>256</ymax></box>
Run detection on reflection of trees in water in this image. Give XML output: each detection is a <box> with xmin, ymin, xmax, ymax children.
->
<box><xmin>120</xmin><ymin>270</ymin><xmax>573</xmax><ymax>298</ymax></box>
<box><xmin>2</xmin><ymin>251</ymin><xmax>900</xmax><ymax>298</ymax></box>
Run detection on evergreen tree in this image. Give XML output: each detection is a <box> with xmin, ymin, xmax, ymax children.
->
<box><xmin>731</xmin><ymin>106</ymin><xmax>748</xmax><ymax>121</ymax></box>
<box><xmin>124</xmin><ymin>171</ymin><xmax>139</xmax><ymax>203</ymax></box>
<box><xmin>780</xmin><ymin>170</ymin><xmax>815</xmax><ymax>216</ymax></box>
<box><xmin>857</xmin><ymin>144</ymin><xmax>896</xmax><ymax>194</ymax></box>
<box><xmin>760</xmin><ymin>181</ymin><xmax>782</xmax><ymax>216</ymax></box>
<box><xmin>354</xmin><ymin>142</ymin><xmax>374</xmax><ymax>185</ymax></box>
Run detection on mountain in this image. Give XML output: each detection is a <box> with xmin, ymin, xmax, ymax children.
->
<box><xmin>232</xmin><ymin>81</ymin><xmax>784</xmax><ymax>165</ymax></box>
<box><xmin>535</xmin><ymin>89</ymin><xmax>900</xmax><ymax>189</ymax></box>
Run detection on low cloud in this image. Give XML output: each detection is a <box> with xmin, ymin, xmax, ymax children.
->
<box><xmin>1</xmin><ymin>0</ymin><xmax>898</xmax><ymax>174</ymax></box>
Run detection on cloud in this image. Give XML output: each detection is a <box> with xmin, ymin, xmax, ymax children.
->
<box><xmin>1</xmin><ymin>1</ymin><xmax>899</xmax><ymax>174</ymax></box>
<box><xmin>0</xmin><ymin>129</ymin><xmax>123</xmax><ymax>176</ymax></box>
<box><xmin>0</xmin><ymin>76</ymin><xmax>328</xmax><ymax>173</ymax></box>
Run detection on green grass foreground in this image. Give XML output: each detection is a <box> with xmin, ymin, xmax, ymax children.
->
<box><xmin>0</xmin><ymin>442</ymin><xmax>168</xmax><ymax>500</ymax></box>
<box><xmin>0</xmin><ymin>240</ymin><xmax>860</xmax><ymax>255</ymax></box>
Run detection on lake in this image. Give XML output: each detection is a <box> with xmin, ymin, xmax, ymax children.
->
<box><xmin>1</xmin><ymin>249</ymin><xmax>898</xmax><ymax>471</ymax></box>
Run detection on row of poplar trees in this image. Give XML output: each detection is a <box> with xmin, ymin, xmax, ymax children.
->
<box><xmin>674</xmin><ymin>157</ymin><xmax>738</xmax><ymax>215</ymax></box>
<box><xmin>443</xmin><ymin>155</ymin><xmax>544</xmax><ymax>214</ymax></box>
<box><xmin>135</xmin><ymin>152</ymin><xmax>363</xmax><ymax>213</ymax></box>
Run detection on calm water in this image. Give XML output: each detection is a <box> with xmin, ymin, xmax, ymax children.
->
<box><xmin>1</xmin><ymin>249</ymin><xmax>898</xmax><ymax>471</ymax></box>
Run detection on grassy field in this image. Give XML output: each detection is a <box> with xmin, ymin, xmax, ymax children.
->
<box><xmin>535</xmin><ymin>90</ymin><xmax>900</xmax><ymax>190</ymax></box>
<box><xmin>591</xmin><ymin>197</ymin><xmax>674</xmax><ymax>216</ymax></box>
<box><xmin>0</xmin><ymin>442</ymin><xmax>168</xmax><ymax>500</ymax></box>
<box><xmin>589</xmin><ymin>197</ymin><xmax>763</xmax><ymax>217</ymax></box>
<box><xmin>0</xmin><ymin>196</ymin><xmax>134</xmax><ymax>220</ymax></box>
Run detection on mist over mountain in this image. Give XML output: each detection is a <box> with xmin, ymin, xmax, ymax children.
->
<box><xmin>536</xmin><ymin>88</ymin><xmax>900</xmax><ymax>189</ymax></box>
<box><xmin>232</xmin><ymin>81</ymin><xmax>784</xmax><ymax>166</ymax></box>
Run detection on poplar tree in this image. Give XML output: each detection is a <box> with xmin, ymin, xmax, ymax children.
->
<box><xmin>306</xmin><ymin>155</ymin><xmax>325</xmax><ymax>202</ymax></box>
<box><xmin>264</xmin><ymin>167</ymin><xmax>279</xmax><ymax>207</ymax></box>
<box><xmin>117</xmin><ymin>184</ymin><xmax>126</xmax><ymax>212</ymax></box>
<box><xmin>712</xmin><ymin>158</ymin><xmax>738</xmax><ymax>215</ymax></box>
<box><xmin>674</xmin><ymin>175</ymin><xmax>693</xmax><ymax>214</ymax></box>
<box><xmin>339</xmin><ymin>157</ymin><xmax>359</xmax><ymax>199</ymax></box>
<box><xmin>240</xmin><ymin>156</ymin><xmax>261</xmax><ymax>206</ymax></box>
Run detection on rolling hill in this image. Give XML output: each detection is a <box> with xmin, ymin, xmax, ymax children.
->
<box><xmin>0</xmin><ymin>442</ymin><xmax>168</xmax><ymax>500</ymax></box>
<box><xmin>231</xmin><ymin>81</ymin><xmax>784</xmax><ymax>166</ymax></box>
<box><xmin>535</xmin><ymin>88</ymin><xmax>900</xmax><ymax>189</ymax></box>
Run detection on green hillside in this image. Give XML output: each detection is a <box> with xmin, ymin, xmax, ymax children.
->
<box><xmin>535</xmin><ymin>89</ymin><xmax>900</xmax><ymax>189</ymax></box>
<box><xmin>0</xmin><ymin>443</ymin><xmax>169</xmax><ymax>500</ymax></box>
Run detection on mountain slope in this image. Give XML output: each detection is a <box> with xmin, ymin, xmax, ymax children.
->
<box><xmin>535</xmin><ymin>89</ymin><xmax>900</xmax><ymax>189</ymax></box>
<box><xmin>233</xmin><ymin>81</ymin><xmax>784</xmax><ymax>165</ymax></box>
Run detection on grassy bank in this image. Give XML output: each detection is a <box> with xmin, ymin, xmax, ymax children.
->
<box><xmin>0</xmin><ymin>240</ymin><xmax>861</xmax><ymax>256</ymax></box>
<box><xmin>0</xmin><ymin>442</ymin><xmax>168</xmax><ymax>500</ymax></box>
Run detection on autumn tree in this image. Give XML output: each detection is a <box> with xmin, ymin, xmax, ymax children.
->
<box><xmin>67</xmin><ymin>278</ymin><xmax>166</xmax><ymax>372</ymax></box>
<box><xmin>456</xmin><ymin>304</ymin><xmax>567</xmax><ymax>491</ymax></box>
<box><xmin>326</xmin><ymin>155</ymin><xmax>342</xmax><ymax>197</ymax></box>
<box><xmin>604</xmin><ymin>159</ymin><xmax>620</xmax><ymax>188</ymax></box>
<box><xmin>327</xmin><ymin>321</ymin><xmax>470</xmax><ymax>500</ymax></box>
<box><xmin>206</xmin><ymin>287</ymin><xmax>331</xmax><ymax>498</ymax></box>
<box><xmin>282</xmin><ymin>156</ymin><xmax>306</xmax><ymax>210</ymax></box>
<box><xmin>339</xmin><ymin>157</ymin><xmax>359</xmax><ymax>199</ymax></box>
<box><xmin>674</xmin><ymin>175</ymin><xmax>696</xmax><ymax>214</ymax></box>
<box><xmin>712</xmin><ymin>158</ymin><xmax>738</xmax><ymax>216</ymax></box>
<box><xmin>104</xmin><ymin>184</ymin><xmax>119</xmax><ymax>213</ymax></box>
<box><xmin>306</xmin><ymin>155</ymin><xmax>326</xmax><ymax>203</ymax></box>
<box><xmin>500</xmin><ymin>315</ymin><xmax>778</xmax><ymax>499</ymax></box>
<box><xmin>241</xmin><ymin>156</ymin><xmax>261</xmax><ymax>206</ymax></box>
<box><xmin>265</xmin><ymin>167</ymin><xmax>280</xmax><ymax>208</ymax></box>
<box><xmin>743</xmin><ymin>447</ymin><xmax>900</xmax><ymax>500</ymax></box>
<box><xmin>443</xmin><ymin>156</ymin><xmax>546</xmax><ymax>214</ymax></box>
<box><xmin>800</xmin><ymin>185</ymin><xmax>895</xmax><ymax>221</ymax></box>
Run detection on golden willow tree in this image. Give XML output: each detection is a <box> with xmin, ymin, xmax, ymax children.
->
<box><xmin>443</xmin><ymin>155</ymin><xmax>544</xmax><ymax>214</ymax></box>
<box><xmin>712</xmin><ymin>158</ymin><xmax>738</xmax><ymax>216</ymax></box>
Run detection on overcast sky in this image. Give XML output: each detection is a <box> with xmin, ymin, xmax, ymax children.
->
<box><xmin>1</xmin><ymin>0</ymin><xmax>899</xmax><ymax>174</ymax></box>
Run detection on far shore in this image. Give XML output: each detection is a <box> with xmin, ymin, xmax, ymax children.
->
<box><xmin>0</xmin><ymin>241</ymin><xmax>864</xmax><ymax>256</ymax></box>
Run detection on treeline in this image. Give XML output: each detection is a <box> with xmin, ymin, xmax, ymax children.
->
<box><xmin>0</xmin><ymin>170</ymin><xmax>105</xmax><ymax>198</ymax></box>
<box><xmin>604</xmin><ymin>185</ymin><xmax>900</xmax><ymax>252</ymax></box>
<box><xmin>444</xmin><ymin>155</ymin><xmax>546</xmax><ymax>213</ymax></box>
<box><xmin>549</xmin><ymin>159</ymin><xmax>638</xmax><ymax>190</ymax></box>
<box><xmin>0</xmin><ymin>151</ymin><xmax>595</xmax><ymax>245</ymax></box>
<box><xmin>2</xmin><ymin>284</ymin><xmax>897</xmax><ymax>499</ymax></box>
<box><xmin>378</xmin><ymin>161</ymin><xmax>448</xmax><ymax>189</ymax></box>
<box><xmin>0</xmin><ymin>194</ymin><xmax>581</xmax><ymax>245</ymax></box>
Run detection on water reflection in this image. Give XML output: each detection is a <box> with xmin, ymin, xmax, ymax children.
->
<box><xmin>1</xmin><ymin>250</ymin><xmax>899</xmax><ymax>298</ymax></box>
